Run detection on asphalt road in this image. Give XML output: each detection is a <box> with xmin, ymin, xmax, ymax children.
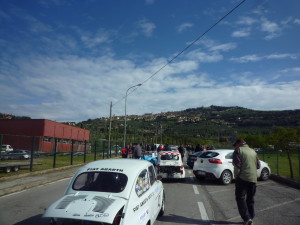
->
<box><xmin>0</xmin><ymin>165</ymin><xmax>299</xmax><ymax>225</ymax></box>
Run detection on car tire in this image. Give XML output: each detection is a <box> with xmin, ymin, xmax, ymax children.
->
<box><xmin>5</xmin><ymin>167</ymin><xmax>11</xmax><ymax>173</ymax></box>
<box><xmin>220</xmin><ymin>170</ymin><xmax>232</xmax><ymax>185</ymax></box>
<box><xmin>158</xmin><ymin>192</ymin><xmax>165</xmax><ymax>217</ymax></box>
<box><xmin>13</xmin><ymin>166</ymin><xmax>19</xmax><ymax>172</ymax></box>
<box><xmin>260</xmin><ymin>168</ymin><xmax>270</xmax><ymax>181</ymax></box>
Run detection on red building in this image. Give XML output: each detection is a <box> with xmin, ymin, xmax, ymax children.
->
<box><xmin>0</xmin><ymin>119</ymin><xmax>90</xmax><ymax>153</ymax></box>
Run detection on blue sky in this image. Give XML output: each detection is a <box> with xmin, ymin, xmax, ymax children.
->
<box><xmin>1</xmin><ymin>0</ymin><xmax>299</xmax><ymax>122</ymax></box>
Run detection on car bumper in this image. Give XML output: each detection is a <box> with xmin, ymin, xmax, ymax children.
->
<box><xmin>159</xmin><ymin>172</ymin><xmax>185</xmax><ymax>179</ymax></box>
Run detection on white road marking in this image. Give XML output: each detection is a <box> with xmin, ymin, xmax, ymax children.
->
<box><xmin>193</xmin><ymin>185</ymin><xmax>199</xmax><ymax>195</ymax></box>
<box><xmin>198</xmin><ymin>201</ymin><xmax>209</xmax><ymax>220</ymax></box>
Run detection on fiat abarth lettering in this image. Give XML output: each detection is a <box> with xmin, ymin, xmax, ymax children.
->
<box><xmin>43</xmin><ymin>159</ymin><xmax>165</xmax><ymax>225</ymax></box>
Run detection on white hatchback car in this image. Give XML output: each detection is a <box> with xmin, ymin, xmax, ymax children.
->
<box><xmin>193</xmin><ymin>149</ymin><xmax>271</xmax><ymax>185</ymax></box>
<box><xmin>43</xmin><ymin>159</ymin><xmax>165</xmax><ymax>225</ymax></box>
<box><xmin>157</xmin><ymin>151</ymin><xmax>185</xmax><ymax>180</ymax></box>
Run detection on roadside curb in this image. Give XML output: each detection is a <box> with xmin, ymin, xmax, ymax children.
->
<box><xmin>270</xmin><ymin>174</ymin><xmax>300</xmax><ymax>190</ymax></box>
<box><xmin>0</xmin><ymin>164</ymin><xmax>84</xmax><ymax>197</ymax></box>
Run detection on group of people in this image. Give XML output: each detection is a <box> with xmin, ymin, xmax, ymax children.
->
<box><xmin>121</xmin><ymin>139</ymin><xmax>260</xmax><ymax>225</ymax></box>
<box><xmin>121</xmin><ymin>143</ymin><xmax>186</xmax><ymax>159</ymax></box>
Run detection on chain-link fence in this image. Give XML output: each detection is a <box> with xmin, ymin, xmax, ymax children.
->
<box><xmin>258</xmin><ymin>148</ymin><xmax>300</xmax><ymax>181</ymax></box>
<box><xmin>0</xmin><ymin>134</ymin><xmax>121</xmax><ymax>175</ymax></box>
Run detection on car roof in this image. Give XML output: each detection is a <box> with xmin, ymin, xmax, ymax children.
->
<box><xmin>78</xmin><ymin>158</ymin><xmax>152</xmax><ymax>175</ymax></box>
<box><xmin>204</xmin><ymin>149</ymin><xmax>233</xmax><ymax>155</ymax></box>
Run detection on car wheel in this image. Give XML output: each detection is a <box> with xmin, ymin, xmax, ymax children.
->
<box><xmin>220</xmin><ymin>170</ymin><xmax>232</xmax><ymax>185</ymax></box>
<box><xmin>158</xmin><ymin>192</ymin><xmax>165</xmax><ymax>217</ymax></box>
<box><xmin>5</xmin><ymin>167</ymin><xmax>11</xmax><ymax>173</ymax></box>
<box><xmin>13</xmin><ymin>166</ymin><xmax>19</xmax><ymax>172</ymax></box>
<box><xmin>260</xmin><ymin>168</ymin><xmax>270</xmax><ymax>181</ymax></box>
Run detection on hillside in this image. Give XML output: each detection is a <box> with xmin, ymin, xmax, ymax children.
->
<box><xmin>2</xmin><ymin>106</ymin><xmax>299</xmax><ymax>145</ymax></box>
<box><xmin>78</xmin><ymin>105</ymin><xmax>300</xmax><ymax>145</ymax></box>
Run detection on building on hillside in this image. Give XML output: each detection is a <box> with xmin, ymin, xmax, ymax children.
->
<box><xmin>0</xmin><ymin>119</ymin><xmax>90</xmax><ymax>153</ymax></box>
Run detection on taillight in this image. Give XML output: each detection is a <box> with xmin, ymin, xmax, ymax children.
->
<box><xmin>209</xmin><ymin>158</ymin><xmax>222</xmax><ymax>164</ymax></box>
<box><xmin>193</xmin><ymin>158</ymin><xmax>197</xmax><ymax>161</ymax></box>
<box><xmin>180</xmin><ymin>165</ymin><xmax>184</xmax><ymax>170</ymax></box>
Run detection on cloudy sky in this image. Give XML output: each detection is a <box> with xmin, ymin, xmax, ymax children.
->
<box><xmin>1</xmin><ymin>0</ymin><xmax>299</xmax><ymax>122</ymax></box>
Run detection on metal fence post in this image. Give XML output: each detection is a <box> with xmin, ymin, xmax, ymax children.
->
<box><xmin>71</xmin><ymin>139</ymin><xmax>74</xmax><ymax>165</ymax></box>
<box><xmin>84</xmin><ymin>140</ymin><xmax>87</xmax><ymax>163</ymax></box>
<box><xmin>102</xmin><ymin>141</ymin><xmax>105</xmax><ymax>159</ymax></box>
<box><xmin>53</xmin><ymin>138</ymin><xmax>57</xmax><ymax>168</ymax></box>
<box><xmin>0</xmin><ymin>135</ymin><xmax>3</xmax><ymax>157</ymax></box>
<box><xmin>94</xmin><ymin>140</ymin><xmax>97</xmax><ymax>161</ymax></box>
<box><xmin>30</xmin><ymin>136</ymin><xmax>35</xmax><ymax>172</ymax></box>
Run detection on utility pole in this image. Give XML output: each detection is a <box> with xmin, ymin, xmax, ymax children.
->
<box><xmin>108</xmin><ymin>102</ymin><xmax>112</xmax><ymax>157</ymax></box>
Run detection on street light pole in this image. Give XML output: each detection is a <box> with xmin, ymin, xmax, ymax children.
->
<box><xmin>124</xmin><ymin>83</ymin><xmax>142</xmax><ymax>148</ymax></box>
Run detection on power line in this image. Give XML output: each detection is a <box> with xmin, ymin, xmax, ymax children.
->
<box><xmin>112</xmin><ymin>0</ymin><xmax>247</xmax><ymax>107</ymax></box>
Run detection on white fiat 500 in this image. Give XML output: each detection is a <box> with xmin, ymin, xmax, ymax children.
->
<box><xmin>193</xmin><ymin>149</ymin><xmax>271</xmax><ymax>185</ymax></box>
<box><xmin>43</xmin><ymin>159</ymin><xmax>165</xmax><ymax>225</ymax></box>
<box><xmin>157</xmin><ymin>151</ymin><xmax>185</xmax><ymax>180</ymax></box>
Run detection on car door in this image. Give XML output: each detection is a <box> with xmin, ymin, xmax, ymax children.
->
<box><xmin>148</xmin><ymin>165</ymin><xmax>161</xmax><ymax>220</ymax></box>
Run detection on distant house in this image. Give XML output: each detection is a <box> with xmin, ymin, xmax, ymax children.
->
<box><xmin>0</xmin><ymin>119</ymin><xmax>90</xmax><ymax>153</ymax></box>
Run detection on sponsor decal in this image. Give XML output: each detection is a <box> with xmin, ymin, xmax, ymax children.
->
<box><xmin>84</xmin><ymin>213</ymin><xmax>94</xmax><ymax>217</ymax></box>
<box><xmin>139</xmin><ymin>209</ymin><xmax>149</xmax><ymax>221</ymax></box>
<box><xmin>134</xmin><ymin>191</ymin><xmax>156</xmax><ymax>212</ymax></box>
<box><xmin>95</xmin><ymin>213</ymin><xmax>109</xmax><ymax>218</ymax></box>
<box><xmin>73</xmin><ymin>213</ymin><xmax>80</xmax><ymax>217</ymax></box>
<box><xmin>86</xmin><ymin>168</ymin><xmax>124</xmax><ymax>172</ymax></box>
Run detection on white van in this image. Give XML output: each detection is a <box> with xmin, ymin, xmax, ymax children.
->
<box><xmin>1</xmin><ymin>145</ymin><xmax>13</xmax><ymax>153</ymax></box>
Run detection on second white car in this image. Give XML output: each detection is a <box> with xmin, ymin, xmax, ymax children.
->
<box><xmin>193</xmin><ymin>149</ymin><xmax>271</xmax><ymax>185</ymax></box>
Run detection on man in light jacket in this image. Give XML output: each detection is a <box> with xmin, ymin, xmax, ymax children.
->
<box><xmin>233</xmin><ymin>139</ymin><xmax>260</xmax><ymax>225</ymax></box>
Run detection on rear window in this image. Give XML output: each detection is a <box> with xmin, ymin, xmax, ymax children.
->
<box><xmin>200</xmin><ymin>152</ymin><xmax>219</xmax><ymax>158</ymax></box>
<box><xmin>72</xmin><ymin>172</ymin><xmax>128</xmax><ymax>193</ymax></box>
<box><xmin>160</xmin><ymin>154</ymin><xmax>179</xmax><ymax>160</ymax></box>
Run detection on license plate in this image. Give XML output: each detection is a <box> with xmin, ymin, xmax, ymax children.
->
<box><xmin>198</xmin><ymin>171</ymin><xmax>205</xmax><ymax>176</ymax></box>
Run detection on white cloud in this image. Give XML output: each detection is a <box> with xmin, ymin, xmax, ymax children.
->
<box><xmin>294</xmin><ymin>18</ymin><xmax>300</xmax><ymax>25</ymax></box>
<box><xmin>260</xmin><ymin>18</ymin><xmax>281</xmax><ymax>40</ymax></box>
<box><xmin>177</xmin><ymin>23</ymin><xmax>194</xmax><ymax>33</ymax></box>
<box><xmin>231</xmin><ymin>29</ymin><xmax>250</xmax><ymax>38</ymax></box>
<box><xmin>186</xmin><ymin>49</ymin><xmax>223</xmax><ymax>62</ymax></box>
<box><xmin>230</xmin><ymin>54</ymin><xmax>261</xmax><ymax>63</ymax></box>
<box><xmin>209</xmin><ymin>43</ymin><xmax>237</xmax><ymax>52</ymax></box>
<box><xmin>145</xmin><ymin>0</ymin><xmax>155</xmax><ymax>5</ymax></box>
<box><xmin>230</xmin><ymin>53</ymin><xmax>297</xmax><ymax>63</ymax></box>
<box><xmin>236</xmin><ymin>16</ymin><xmax>257</xmax><ymax>26</ymax></box>
<box><xmin>1</xmin><ymin>52</ymin><xmax>300</xmax><ymax>121</ymax></box>
<box><xmin>137</xmin><ymin>19</ymin><xmax>156</xmax><ymax>37</ymax></box>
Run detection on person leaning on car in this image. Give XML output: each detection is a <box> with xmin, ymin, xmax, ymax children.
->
<box><xmin>232</xmin><ymin>139</ymin><xmax>261</xmax><ymax>225</ymax></box>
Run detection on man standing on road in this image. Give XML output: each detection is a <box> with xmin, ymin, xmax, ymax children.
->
<box><xmin>133</xmin><ymin>143</ymin><xmax>142</xmax><ymax>159</ymax></box>
<box><xmin>232</xmin><ymin>139</ymin><xmax>260</xmax><ymax>225</ymax></box>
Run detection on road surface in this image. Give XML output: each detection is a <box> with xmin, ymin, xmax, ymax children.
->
<box><xmin>0</xmin><ymin>167</ymin><xmax>299</xmax><ymax>225</ymax></box>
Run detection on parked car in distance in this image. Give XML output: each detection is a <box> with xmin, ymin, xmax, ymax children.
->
<box><xmin>157</xmin><ymin>151</ymin><xmax>185</xmax><ymax>180</ymax></box>
<box><xmin>1</xmin><ymin>150</ymin><xmax>31</xmax><ymax>160</ymax></box>
<box><xmin>187</xmin><ymin>151</ymin><xmax>204</xmax><ymax>168</ymax></box>
<box><xmin>193</xmin><ymin>149</ymin><xmax>271</xmax><ymax>185</ymax></box>
<box><xmin>1</xmin><ymin>144</ymin><xmax>13</xmax><ymax>153</ymax></box>
<box><xmin>43</xmin><ymin>159</ymin><xmax>165</xmax><ymax>225</ymax></box>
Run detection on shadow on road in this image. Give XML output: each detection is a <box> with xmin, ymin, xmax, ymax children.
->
<box><xmin>157</xmin><ymin>214</ymin><xmax>242</xmax><ymax>224</ymax></box>
<box><xmin>14</xmin><ymin>214</ymin><xmax>49</xmax><ymax>225</ymax></box>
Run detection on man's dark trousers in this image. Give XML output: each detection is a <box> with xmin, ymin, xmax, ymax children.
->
<box><xmin>235</xmin><ymin>178</ymin><xmax>256</xmax><ymax>221</ymax></box>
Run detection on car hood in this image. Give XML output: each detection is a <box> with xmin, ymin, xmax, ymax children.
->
<box><xmin>43</xmin><ymin>192</ymin><xmax>127</xmax><ymax>224</ymax></box>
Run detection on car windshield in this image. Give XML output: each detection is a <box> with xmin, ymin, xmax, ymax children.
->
<box><xmin>160</xmin><ymin>154</ymin><xmax>179</xmax><ymax>160</ymax></box>
<box><xmin>72</xmin><ymin>172</ymin><xmax>128</xmax><ymax>193</ymax></box>
<box><xmin>200</xmin><ymin>151</ymin><xmax>219</xmax><ymax>158</ymax></box>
